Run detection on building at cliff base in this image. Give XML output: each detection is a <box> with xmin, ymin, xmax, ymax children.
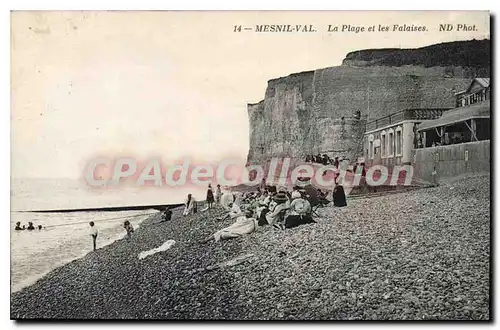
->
<box><xmin>412</xmin><ymin>78</ymin><xmax>490</xmax><ymax>183</ymax></box>
<box><xmin>246</xmin><ymin>40</ymin><xmax>490</xmax><ymax>183</ymax></box>
<box><xmin>364</xmin><ymin>77</ymin><xmax>490</xmax><ymax>170</ymax></box>
<box><xmin>248</xmin><ymin>67</ymin><xmax>474</xmax><ymax>166</ymax></box>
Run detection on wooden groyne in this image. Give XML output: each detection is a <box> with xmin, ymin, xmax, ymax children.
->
<box><xmin>19</xmin><ymin>203</ymin><xmax>184</xmax><ymax>213</ymax></box>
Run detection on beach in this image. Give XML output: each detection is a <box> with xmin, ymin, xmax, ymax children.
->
<box><xmin>11</xmin><ymin>174</ymin><xmax>490</xmax><ymax>320</ymax></box>
<box><xmin>10</xmin><ymin>178</ymin><xmax>207</xmax><ymax>293</ymax></box>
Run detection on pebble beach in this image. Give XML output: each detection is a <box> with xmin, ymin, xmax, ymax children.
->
<box><xmin>10</xmin><ymin>174</ymin><xmax>490</xmax><ymax>320</ymax></box>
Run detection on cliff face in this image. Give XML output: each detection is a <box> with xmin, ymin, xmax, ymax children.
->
<box><xmin>342</xmin><ymin>39</ymin><xmax>490</xmax><ymax>71</ymax></box>
<box><xmin>247</xmin><ymin>71</ymin><xmax>315</xmax><ymax>163</ymax></box>
<box><xmin>247</xmin><ymin>40</ymin><xmax>490</xmax><ymax>165</ymax></box>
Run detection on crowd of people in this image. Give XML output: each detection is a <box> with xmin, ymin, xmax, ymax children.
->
<box><xmin>180</xmin><ymin>184</ymin><xmax>224</xmax><ymax>216</ymax></box>
<box><xmin>84</xmin><ymin>180</ymin><xmax>349</xmax><ymax>249</ymax></box>
<box><xmin>199</xmin><ymin>180</ymin><xmax>348</xmax><ymax>242</ymax></box>
<box><xmin>14</xmin><ymin>221</ymin><xmax>42</xmax><ymax>231</ymax></box>
<box><xmin>305</xmin><ymin>154</ymin><xmax>340</xmax><ymax>167</ymax></box>
<box><xmin>87</xmin><ymin>217</ymin><xmax>136</xmax><ymax>251</ymax></box>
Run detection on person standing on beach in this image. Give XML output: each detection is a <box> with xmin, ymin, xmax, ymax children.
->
<box><xmin>206</xmin><ymin>183</ymin><xmax>215</xmax><ymax>209</ymax></box>
<box><xmin>215</xmin><ymin>184</ymin><xmax>222</xmax><ymax>204</ymax></box>
<box><xmin>220</xmin><ymin>186</ymin><xmax>235</xmax><ymax>211</ymax></box>
<box><xmin>259</xmin><ymin>178</ymin><xmax>267</xmax><ymax>192</ymax></box>
<box><xmin>123</xmin><ymin>220</ymin><xmax>134</xmax><ymax>239</ymax></box>
<box><xmin>332</xmin><ymin>184</ymin><xmax>347</xmax><ymax>207</ymax></box>
<box><xmin>183</xmin><ymin>194</ymin><xmax>196</xmax><ymax>216</ymax></box>
<box><xmin>333</xmin><ymin>156</ymin><xmax>340</xmax><ymax>169</ymax></box>
<box><xmin>89</xmin><ymin>221</ymin><xmax>98</xmax><ymax>251</ymax></box>
<box><xmin>160</xmin><ymin>206</ymin><xmax>172</xmax><ymax>222</ymax></box>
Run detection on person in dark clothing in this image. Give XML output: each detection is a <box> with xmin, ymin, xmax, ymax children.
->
<box><xmin>354</xmin><ymin>110</ymin><xmax>361</xmax><ymax>120</ymax></box>
<box><xmin>286</xmin><ymin>215</ymin><xmax>315</xmax><ymax>228</ymax></box>
<box><xmin>27</xmin><ymin>222</ymin><xmax>35</xmax><ymax>230</ymax></box>
<box><xmin>333</xmin><ymin>157</ymin><xmax>340</xmax><ymax>169</ymax></box>
<box><xmin>259</xmin><ymin>178</ymin><xmax>267</xmax><ymax>192</ymax></box>
<box><xmin>160</xmin><ymin>207</ymin><xmax>172</xmax><ymax>222</ymax></box>
<box><xmin>206</xmin><ymin>183</ymin><xmax>215</xmax><ymax>209</ymax></box>
<box><xmin>332</xmin><ymin>185</ymin><xmax>347</xmax><ymax>207</ymax></box>
<box><xmin>322</xmin><ymin>154</ymin><xmax>329</xmax><ymax>165</ymax></box>
<box><xmin>360</xmin><ymin>162</ymin><xmax>367</xmax><ymax>177</ymax></box>
<box><xmin>258</xmin><ymin>208</ymin><xmax>271</xmax><ymax>226</ymax></box>
<box><xmin>267</xmin><ymin>185</ymin><xmax>277</xmax><ymax>194</ymax></box>
<box><xmin>317</xmin><ymin>189</ymin><xmax>330</xmax><ymax>207</ymax></box>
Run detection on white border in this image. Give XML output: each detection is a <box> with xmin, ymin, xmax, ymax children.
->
<box><xmin>4</xmin><ymin>0</ymin><xmax>497</xmax><ymax>10</ymax></box>
<box><xmin>3</xmin><ymin>1</ymin><xmax>498</xmax><ymax>330</ymax></box>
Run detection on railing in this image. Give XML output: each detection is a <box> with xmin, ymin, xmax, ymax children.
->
<box><xmin>365</xmin><ymin>108</ymin><xmax>450</xmax><ymax>132</ymax></box>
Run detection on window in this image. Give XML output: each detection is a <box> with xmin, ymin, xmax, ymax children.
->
<box><xmin>368</xmin><ymin>135</ymin><xmax>374</xmax><ymax>159</ymax></box>
<box><xmin>387</xmin><ymin>129</ymin><xmax>394</xmax><ymax>157</ymax></box>
<box><xmin>381</xmin><ymin>131</ymin><xmax>386</xmax><ymax>158</ymax></box>
<box><xmin>396</xmin><ymin>127</ymin><xmax>403</xmax><ymax>156</ymax></box>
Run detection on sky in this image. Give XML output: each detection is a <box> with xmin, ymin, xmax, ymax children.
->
<box><xmin>11</xmin><ymin>11</ymin><xmax>490</xmax><ymax>178</ymax></box>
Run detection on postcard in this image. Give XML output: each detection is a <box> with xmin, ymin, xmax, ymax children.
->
<box><xmin>10</xmin><ymin>10</ymin><xmax>490</xmax><ymax>320</ymax></box>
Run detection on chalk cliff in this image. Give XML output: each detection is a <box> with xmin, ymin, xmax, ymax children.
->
<box><xmin>247</xmin><ymin>39</ymin><xmax>490</xmax><ymax>165</ymax></box>
<box><xmin>342</xmin><ymin>39</ymin><xmax>490</xmax><ymax>69</ymax></box>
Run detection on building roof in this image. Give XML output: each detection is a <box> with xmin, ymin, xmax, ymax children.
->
<box><xmin>475</xmin><ymin>78</ymin><xmax>490</xmax><ymax>88</ymax></box>
<box><xmin>464</xmin><ymin>78</ymin><xmax>490</xmax><ymax>94</ymax></box>
<box><xmin>455</xmin><ymin>78</ymin><xmax>490</xmax><ymax>95</ymax></box>
<box><xmin>418</xmin><ymin>100</ymin><xmax>490</xmax><ymax>131</ymax></box>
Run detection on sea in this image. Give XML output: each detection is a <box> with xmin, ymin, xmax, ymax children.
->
<box><xmin>10</xmin><ymin>178</ymin><xmax>207</xmax><ymax>293</ymax></box>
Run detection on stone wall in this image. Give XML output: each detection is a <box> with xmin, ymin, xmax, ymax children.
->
<box><xmin>412</xmin><ymin>140</ymin><xmax>490</xmax><ymax>184</ymax></box>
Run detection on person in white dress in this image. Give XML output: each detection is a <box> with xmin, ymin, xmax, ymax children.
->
<box><xmin>89</xmin><ymin>221</ymin><xmax>98</xmax><ymax>251</ymax></box>
<box><xmin>183</xmin><ymin>194</ymin><xmax>196</xmax><ymax>216</ymax></box>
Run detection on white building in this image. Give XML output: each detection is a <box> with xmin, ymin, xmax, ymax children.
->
<box><xmin>364</xmin><ymin>109</ymin><xmax>447</xmax><ymax>166</ymax></box>
<box><xmin>364</xmin><ymin>78</ymin><xmax>490</xmax><ymax>167</ymax></box>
